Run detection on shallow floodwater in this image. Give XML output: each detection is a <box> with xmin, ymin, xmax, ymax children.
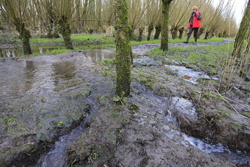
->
<box><xmin>0</xmin><ymin>46</ymin><xmax>249</xmax><ymax>166</ymax></box>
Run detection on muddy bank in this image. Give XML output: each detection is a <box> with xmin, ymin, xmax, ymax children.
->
<box><xmin>65</xmin><ymin>83</ymin><xmax>232</xmax><ymax>167</ymax></box>
<box><xmin>0</xmin><ymin>56</ymin><xmax>115</xmax><ymax>166</ymax></box>
<box><xmin>0</xmin><ymin>42</ymin><xmax>249</xmax><ymax>167</ymax></box>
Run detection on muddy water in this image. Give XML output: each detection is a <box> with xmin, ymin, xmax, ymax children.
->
<box><xmin>1</xmin><ymin>44</ymin><xmax>249</xmax><ymax>166</ymax></box>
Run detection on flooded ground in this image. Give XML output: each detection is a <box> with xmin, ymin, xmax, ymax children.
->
<box><xmin>0</xmin><ymin>41</ymin><xmax>250</xmax><ymax>167</ymax></box>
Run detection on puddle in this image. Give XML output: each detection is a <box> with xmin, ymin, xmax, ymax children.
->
<box><xmin>182</xmin><ymin>134</ymin><xmax>250</xmax><ymax>164</ymax></box>
<box><xmin>165</xmin><ymin>65</ymin><xmax>211</xmax><ymax>84</ymax></box>
<box><xmin>165</xmin><ymin>105</ymin><xmax>250</xmax><ymax>165</ymax></box>
<box><xmin>36</xmin><ymin>97</ymin><xmax>98</xmax><ymax>167</ymax></box>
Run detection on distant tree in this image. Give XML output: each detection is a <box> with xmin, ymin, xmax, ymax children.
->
<box><xmin>161</xmin><ymin>0</ymin><xmax>173</xmax><ymax>51</ymax></box>
<box><xmin>41</xmin><ymin>0</ymin><xmax>80</xmax><ymax>49</ymax></box>
<box><xmin>115</xmin><ymin>0</ymin><xmax>132</xmax><ymax>97</ymax></box>
<box><xmin>232</xmin><ymin>0</ymin><xmax>250</xmax><ymax>57</ymax></box>
<box><xmin>0</xmin><ymin>0</ymin><xmax>32</xmax><ymax>55</ymax></box>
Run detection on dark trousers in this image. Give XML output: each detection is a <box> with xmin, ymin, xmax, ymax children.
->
<box><xmin>188</xmin><ymin>26</ymin><xmax>199</xmax><ymax>41</ymax></box>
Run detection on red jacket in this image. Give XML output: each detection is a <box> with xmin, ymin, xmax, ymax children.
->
<box><xmin>188</xmin><ymin>11</ymin><xmax>202</xmax><ymax>29</ymax></box>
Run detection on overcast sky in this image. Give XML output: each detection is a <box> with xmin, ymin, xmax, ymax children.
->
<box><xmin>213</xmin><ymin>0</ymin><xmax>247</xmax><ymax>26</ymax></box>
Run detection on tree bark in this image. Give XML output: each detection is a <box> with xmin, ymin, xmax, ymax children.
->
<box><xmin>198</xmin><ymin>27</ymin><xmax>204</xmax><ymax>39</ymax></box>
<box><xmin>171</xmin><ymin>27</ymin><xmax>177</xmax><ymax>39</ymax></box>
<box><xmin>161</xmin><ymin>0</ymin><xmax>173</xmax><ymax>51</ymax></box>
<box><xmin>204</xmin><ymin>31</ymin><xmax>210</xmax><ymax>39</ymax></box>
<box><xmin>154</xmin><ymin>23</ymin><xmax>161</xmax><ymax>39</ymax></box>
<box><xmin>147</xmin><ymin>23</ymin><xmax>154</xmax><ymax>41</ymax></box>
<box><xmin>178</xmin><ymin>27</ymin><xmax>184</xmax><ymax>39</ymax></box>
<box><xmin>232</xmin><ymin>0</ymin><xmax>250</xmax><ymax>57</ymax></box>
<box><xmin>138</xmin><ymin>27</ymin><xmax>145</xmax><ymax>42</ymax></box>
<box><xmin>15</xmin><ymin>22</ymin><xmax>32</xmax><ymax>55</ymax></box>
<box><xmin>115</xmin><ymin>0</ymin><xmax>132</xmax><ymax>97</ymax></box>
<box><xmin>244</xmin><ymin>28</ymin><xmax>250</xmax><ymax>55</ymax></box>
<box><xmin>58</xmin><ymin>16</ymin><xmax>73</xmax><ymax>50</ymax></box>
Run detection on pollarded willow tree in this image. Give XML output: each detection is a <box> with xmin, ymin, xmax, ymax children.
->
<box><xmin>0</xmin><ymin>0</ymin><xmax>32</xmax><ymax>55</ymax></box>
<box><xmin>115</xmin><ymin>0</ymin><xmax>132</xmax><ymax>97</ymax></box>
<box><xmin>41</xmin><ymin>0</ymin><xmax>80</xmax><ymax>49</ymax></box>
<box><xmin>161</xmin><ymin>0</ymin><xmax>173</xmax><ymax>51</ymax></box>
<box><xmin>232</xmin><ymin>0</ymin><xmax>250</xmax><ymax>57</ymax></box>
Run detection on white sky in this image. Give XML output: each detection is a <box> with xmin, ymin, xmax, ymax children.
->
<box><xmin>213</xmin><ymin>0</ymin><xmax>247</xmax><ymax>26</ymax></box>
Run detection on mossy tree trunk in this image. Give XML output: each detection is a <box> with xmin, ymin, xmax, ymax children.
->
<box><xmin>171</xmin><ymin>27</ymin><xmax>178</xmax><ymax>39</ymax></box>
<box><xmin>15</xmin><ymin>22</ymin><xmax>32</xmax><ymax>55</ymax></box>
<box><xmin>147</xmin><ymin>23</ymin><xmax>154</xmax><ymax>41</ymax></box>
<box><xmin>161</xmin><ymin>0</ymin><xmax>173</xmax><ymax>51</ymax></box>
<box><xmin>232</xmin><ymin>0</ymin><xmax>250</xmax><ymax>57</ymax></box>
<box><xmin>58</xmin><ymin>15</ymin><xmax>73</xmax><ymax>50</ymax></box>
<box><xmin>129</xmin><ymin>25</ymin><xmax>135</xmax><ymax>40</ymax></box>
<box><xmin>204</xmin><ymin>31</ymin><xmax>210</xmax><ymax>39</ymax></box>
<box><xmin>198</xmin><ymin>27</ymin><xmax>204</xmax><ymax>39</ymax></box>
<box><xmin>178</xmin><ymin>27</ymin><xmax>184</xmax><ymax>39</ymax></box>
<box><xmin>138</xmin><ymin>27</ymin><xmax>145</xmax><ymax>42</ymax></box>
<box><xmin>244</xmin><ymin>28</ymin><xmax>250</xmax><ymax>55</ymax></box>
<box><xmin>154</xmin><ymin>23</ymin><xmax>161</xmax><ymax>39</ymax></box>
<box><xmin>115</xmin><ymin>0</ymin><xmax>132</xmax><ymax>97</ymax></box>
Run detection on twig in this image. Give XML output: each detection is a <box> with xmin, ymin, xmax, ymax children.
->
<box><xmin>210</xmin><ymin>83</ymin><xmax>250</xmax><ymax>121</ymax></box>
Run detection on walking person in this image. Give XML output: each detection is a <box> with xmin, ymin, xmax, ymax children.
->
<box><xmin>184</xmin><ymin>6</ymin><xmax>202</xmax><ymax>44</ymax></box>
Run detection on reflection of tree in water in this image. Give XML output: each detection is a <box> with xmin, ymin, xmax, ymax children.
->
<box><xmin>52</xmin><ymin>62</ymin><xmax>76</xmax><ymax>82</ymax></box>
<box><xmin>85</xmin><ymin>50</ymin><xmax>116</xmax><ymax>63</ymax></box>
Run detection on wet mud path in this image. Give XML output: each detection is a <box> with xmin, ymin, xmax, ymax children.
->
<box><xmin>0</xmin><ymin>40</ymin><xmax>249</xmax><ymax>167</ymax></box>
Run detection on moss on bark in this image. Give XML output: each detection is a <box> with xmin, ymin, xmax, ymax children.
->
<box><xmin>244</xmin><ymin>29</ymin><xmax>250</xmax><ymax>55</ymax></box>
<box><xmin>161</xmin><ymin>0</ymin><xmax>173</xmax><ymax>51</ymax></box>
<box><xmin>154</xmin><ymin>23</ymin><xmax>161</xmax><ymax>39</ymax></box>
<box><xmin>15</xmin><ymin>21</ymin><xmax>32</xmax><ymax>55</ymax></box>
<box><xmin>147</xmin><ymin>23</ymin><xmax>154</xmax><ymax>41</ymax></box>
<box><xmin>178</xmin><ymin>27</ymin><xmax>184</xmax><ymax>39</ymax></box>
<box><xmin>58</xmin><ymin>15</ymin><xmax>73</xmax><ymax>50</ymax></box>
<box><xmin>232</xmin><ymin>0</ymin><xmax>250</xmax><ymax>57</ymax></box>
<box><xmin>198</xmin><ymin>27</ymin><xmax>204</xmax><ymax>39</ymax></box>
<box><xmin>171</xmin><ymin>27</ymin><xmax>178</xmax><ymax>39</ymax></box>
<box><xmin>115</xmin><ymin>0</ymin><xmax>132</xmax><ymax>97</ymax></box>
<box><xmin>138</xmin><ymin>27</ymin><xmax>145</xmax><ymax>42</ymax></box>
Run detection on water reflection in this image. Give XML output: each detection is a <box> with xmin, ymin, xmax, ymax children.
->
<box><xmin>0</xmin><ymin>49</ymin><xmax>17</xmax><ymax>57</ymax></box>
<box><xmin>82</xmin><ymin>49</ymin><xmax>116</xmax><ymax>63</ymax></box>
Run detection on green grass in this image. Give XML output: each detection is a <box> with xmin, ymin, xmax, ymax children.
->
<box><xmin>0</xmin><ymin>32</ymin><xmax>226</xmax><ymax>47</ymax></box>
<box><xmin>148</xmin><ymin>42</ymin><xmax>237</xmax><ymax>75</ymax></box>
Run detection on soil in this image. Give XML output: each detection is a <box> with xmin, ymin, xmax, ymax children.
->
<box><xmin>0</xmin><ymin>41</ymin><xmax>249</xmax><ymax>167</ymax></box>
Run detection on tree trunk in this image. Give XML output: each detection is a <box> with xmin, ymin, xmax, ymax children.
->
<box><xmin>58</xmin><ymin>16</ymin><xmax>73</xmax><ymax>50</ymax></box>
<box><xmin>115</xmin><ymin>0</ymin><xmax>132</xmax><ymax>97</ymax></box>
<box><xmin>80</xmin><ymin>0</ymin><xmax>89</xmax><ymax>32</ymax></box>
<box><xmin>244</xmin><ymin>29</ymin><xmax>250</xmax><ymax>55</ymax></box>
<box><xmin>178</xmin><ymin>28</ymin><xmax>184</xmax><ymax>39</ymax></box>
<box><xmin>138</xmin><ymin>27</ymin><xmax>145</xmax><ymax>42</ymax></box>
<box><xmin>154</xmin><ymin>23</ymin><xmax>161</xmax><ymax>39</ymax></box>
<box><xmin>161</xmin><ymin>0</ymin><xmax>173</xmax><ymax>51</ymax></box>
<box><xmin>198</xmin><ymin>27</ymin><xmax>204</xmax><ymax>39</ymax></box>
<box><xmin>129</xmin><ymin>25</ymin><xmax>135</xmax><ymax>40</ymax></box>
<box><xmin>147</xmin><ymin>23</ymin><xmax>154</xmax><ymax>41</ymax></box>
<box><xmin>204</xmin><ymin>31</ymin><xmax>209</xmax><ymax>39</ymax></box>
<box><xmin>232</xmin><ymin>0</ymin><xmax>250</xmax><ymax>57</ymax></box>
<box><xmin>15</xmin><ymin>22</ymin><xmax>32</xmax><ymax>55</ymax></box>
<box><xmin>171</xmin><ymin>27</ymin><xmax>177</xmax><ymax>39</ymax></box>
<box><xmin>76</xmin><ymin>1</ymin><xmax>81</xmax><ymax>33</ymax></box>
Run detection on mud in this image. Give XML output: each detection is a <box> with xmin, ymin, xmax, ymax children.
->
<box><xmin>132</xmin><ymin>39</ymin><xmax>234</xmax><ymax>56</ymax></box>
<box><xmin>0</xmin><ymin>41</ymin><xmax>249</xmax><ymax>167</ymax></box>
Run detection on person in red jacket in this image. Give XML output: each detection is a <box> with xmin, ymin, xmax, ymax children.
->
<box><xmin>184</xmin><ymin>6</ymin><xmax>202</xmax><ymax>44</ymax></box>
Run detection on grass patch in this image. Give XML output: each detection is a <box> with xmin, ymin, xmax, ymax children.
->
<box><xmin>148</xmin><ymin>43</ymin><xmax>239</xmax><ymax>75</ymax></box>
